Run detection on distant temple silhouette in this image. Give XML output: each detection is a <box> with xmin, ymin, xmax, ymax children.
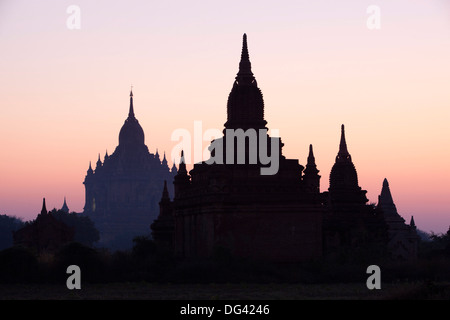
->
<box><xmin>13</xmin><ymin>198</ymin><xmax>74</xmax><ymax>254</ymax></box>
<box><xmin>377</xmin><ymin>178</ymin><xmax>418</xmax><ymax>261</ymax></box>
<box><xmin>83</xmin><ymin>91</ymin><xmax>176</xmax><ymax>249</ymax></box>
<box><xmin>61</xmin><ymin>197</ymin><xmax>69</xmax><ymax>213</ymax></box>
<box><xmin>151</xmin><ymin>34</ymin><xmax>419</xmax><ymax>263</ymax></box>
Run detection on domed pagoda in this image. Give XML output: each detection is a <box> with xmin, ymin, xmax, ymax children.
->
<box><xmin>83</xmin><ymin>90</ymin><xmax>177</xmax><ymax>250</ymax></box>
<box><xmin>152</xmin><ymin>34</ymin><xmax>323</xmax><ymax>263</ymax></box>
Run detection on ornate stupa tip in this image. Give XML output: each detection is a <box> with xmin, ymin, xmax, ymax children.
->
<box><xmin>128</xmin><ymin>89</ymin><xmax>135</xmax><ymax>118</ymax></box>
<box><xmin>307</xmin><ymin>144</ymin><xmax>316</xmax><ymax>165</ymax></box>
<box><xmin>178</xmin><ymin>150</ymin><xmax>188</xmax><ymax>175</ymax></box>
<box><xmin>336</xmin><ymin>124</ymin><xmax>351</xmax><ymax>161</ymax></box>
<box><xmin>41</xmin><ymin>198</ymin><xmax>47</xmax><ymax>215</ymax></box>
<box><xmin>242</xmin><ymin>33</ymin><xmax>248</xmax><ymax>59</ymax></box>
<box><xmin>410</xmin><ymin>216</ymin><xmax>416</xmax><ymax>228</ymax></box>
<box><xmin>237</xmin><ymin>33</ymin><xmax>253</xmax><ymax>80</ymax></box>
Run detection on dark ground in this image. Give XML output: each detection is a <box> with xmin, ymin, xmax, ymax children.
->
<box><xmin>1</xmin><ymin>281</ymin><xmax>449</xmax><ymax>300</ymax></box>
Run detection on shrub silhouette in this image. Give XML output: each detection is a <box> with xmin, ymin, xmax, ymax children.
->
<box><xmin>50</xmin><ymin>210</ymin><xmax>99</xmax><ymax>247</ymax></box>
<box><xmin>54</xmin><ymin>242</ymin><xmax>106</xmax><ymax>283</ymax></box>
<box><xmin>0</xmin><ymin>215</ymin><xmax>24</xmax><ymax>250</ymax></box>
<box><xmin>131</xmin><ymin>236</ymin><xmax>156</xmax><ymax>261</ymax></box>
<box><xmin>0</xmin><ymin>246</ymin><xmax>38</xmax><ymax>283</ymax></box>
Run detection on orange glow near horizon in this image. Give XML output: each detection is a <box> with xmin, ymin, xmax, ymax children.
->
<box><xmin>0</xmin><ymin>0</ymin><xmax>449</xmax><ymax>234</ymax></box>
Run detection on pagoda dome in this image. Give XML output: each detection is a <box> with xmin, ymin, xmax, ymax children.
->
<box><xmin>329</xmin><ymin>161</ymin><xmax>359</xmax><ymax>190</ymax></box>
<box><xmin>119</xmin><ymin>90</ymin><xmax>145</xmax><ymax>146</ymax></box>
<box><xmin>224</xmin><ymin>34</ymin><xmax>267</xmax><ymax>131</ymax></box>
<box><xmin>329</xmin><ymin>124</ymin><xmax>359</xmax><ymax>191</ymax></box>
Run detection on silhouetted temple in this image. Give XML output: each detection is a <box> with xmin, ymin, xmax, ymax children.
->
<box><xmin>377</xmin><ymin>178</ymin><xmax>419</xmax><ymax>261</ymax></box>
<box><xmin>61</xmin><ymin>197</ymin><xmax>69</xmax><ymax>213</ymax></box>
<box><xmin>163</xmin><ymin>34</ymin><xmax>323</xmax><ymax>263</ymax></box>
<box><xmin>321</xmin><ymin>125</ymin><xmax>389</xmax><ymax>261</ymax></box>
<box><xmin>13</xmin><ymin>198</ymin><xmax>74</xmax><ymax>254</ymax></box>
<box><xmin>151</xmin><ymin>34</ymin><xmax>418</xmax><ymax>263</ymax></box>
<box><xmin>83</xmin><ymin>91</ymin><xmax>176</xmax><ymax>249</ymax></box>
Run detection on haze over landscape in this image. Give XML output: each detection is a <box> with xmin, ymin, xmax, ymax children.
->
<box><xmin>1</xmin><ymin>0</ymin><xmax>449</xmax><ymax>234</ymax></box>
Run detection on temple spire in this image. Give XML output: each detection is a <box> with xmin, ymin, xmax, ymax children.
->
<box><xmin>307</xmin><ymin>144</ymin><xmax>316</xmax><ymax>166</ymax></box>
<box><xmin>129</xmin><ymin>89</ymin><xmax>135</xmax><ymax>118</ymax></box>
<box><xmin>161</xmin><ymin>180</ymin><xmax>169</xmax><ymax>201</ymax></box>
<box><xmin>41</xmin><ymin>198</ymin><xmax>47</xmax><ymax>215</ymax></box>
<box><xmin>377</xmin><ymin>178</ymin><xmax>403</xmax><ymax>221</ymax></box>
<box><xmin>337</xmin><ymin>124</ymin><xmax>351</xmax><ymax>162</ymax></box>
<box><xmin>410</xmin><ymin>216</ymin><xmax>416</xmax><ymax>229</ymax></box>
<box><xmin>87</xmin><ymin>161</ymin><xmax>93</xmax><ymax>175</ymax></box>
<box><xmin>380</xmin><ymin>178</ymin><xmax>394</xmax><ymax>205</ymax></box>
<box><xmin>171</xmin><ymin>160</ymin><xmax>178</xmax><ymax>174</ymax></box>
<box><xmin>162</xmin><ymin>151</ymin><xmax>168</xmax><ymax>167</ymax></box>
<box><xmin>96</xmin><ymin>154</ymin><xmax>102</xmax><ymax>170</ymax></box>
<box><xmin>61</xmin><ymin>197</ymin><xmax>69</xmax><ymax>213</ymax></box>
<box><xmin>174</xmin><ymin>150</ymin><xmax>190</xmax><ymax>197</ymax></box>
<box><xmin>178</xmin><ymin>150</ymin><xmax>187</xmax><ymax>175</ymax></box>
<box><xmin>225</xmin><ymin>33</ymin><xmax>266</xmax><ymax>130</ymax></box>
<box><xmin>305</xmin><ymin>144</ymin><xmax>319</xmax><ymax>174</ymax></box>
<box><xmin>236</xmin><ymin>33</ymin><xmax>255</xmax><ymax>84</ymax></box>
<box><xmin>304</xmin><ymin>144</ymin><xmax>320</xmax><ymax>193</ymax></box>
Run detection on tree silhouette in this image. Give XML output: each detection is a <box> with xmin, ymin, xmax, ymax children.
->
<box><xmin>0</xmin><ymin>214</ymin><xmax>24</xmax><ymax>250</ymax></box>
<box><xmin>49</xmin><ymin>209</ymin><xmax>99</xmax><ymax>247</ymax></box>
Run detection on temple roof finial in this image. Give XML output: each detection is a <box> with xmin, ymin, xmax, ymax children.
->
<box><xmin>377</xmin><ymin>177</ymin><xmax>405</xmax><ymax>222</ymax></box>
<box><xmin>241</xmin><ymin>34</ymin><xmax>249</xmax><ymax>62</ymax></box>
<box><xmin>129</xmin><ymin>88</ymin><xmax>135</xmax><ymax>118</ymax></box>
<box><xmin>307</xmin><ymin>144</ymin><xmax>315</xmax><ymax>165</ymax></box>
<box><xmin>340</xmin><ymin>124</ymin><xmax>348</xmax><ymax>153</ymax></box>
<box><xmin>236</xmin><ymin>33</ymin><xmax>254</xmax><ymax>82</ymax></box>
<box><xmin>379</xmin><ymin>178</ymin><xmax>394</xmax><ymax>205</ymax></box>
<box><xmin>410</xmin><ymin>216</ymin><xmax>416</xmax><ymax>228</ymax></box>
<box><xmin>41</xmin><ymin>198</ymin><xmax>47</xmax><ymax>215</ymax></box>
<box><xmin>304</xmin><ymin>144</ymin><xmax>320</xmax><ymax>177</ymax></box>
<box><xmin>87</xmin><ymin>161</ymin><xmax>93</xmax><ymax>175</ymax></box>
<box><xmin>96</xmin><ymin>154</ymin><xmax>102</xmax><ymax>169</ymax></box>
<box><xmin>178</xmin><ymin>150</ymin><xmax>187</xmax><ymax>175</ymax></box>
<box><xmin>61</xmin><ymin>196</ymin><xmax>69</xmax><ymax>213</ymax></box>
<box><xmin>171</xmin><ymin>159</ymin><xmax>178</xmax><ymax>174</ymax></box>
<box><xmin>162</xmin><ymin>151</ymin><xmax>168</xmax><ymax>167</ymax></box>
<box><xmin>336</xmin><ymin>124</ymin><xmax>351</xmax><ymax>161</ymax></box>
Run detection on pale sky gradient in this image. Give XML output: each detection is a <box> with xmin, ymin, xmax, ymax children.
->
<box><xmin>1</xmin><ymin>0</ymin><xmax>449</xmax><ymax>234</ymax></box>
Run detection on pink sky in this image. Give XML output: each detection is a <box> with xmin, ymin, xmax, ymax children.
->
<box><xmin>0</xmin><ymin>0</ymin><xmax>449</xmax><ymax>234</ymax></box>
